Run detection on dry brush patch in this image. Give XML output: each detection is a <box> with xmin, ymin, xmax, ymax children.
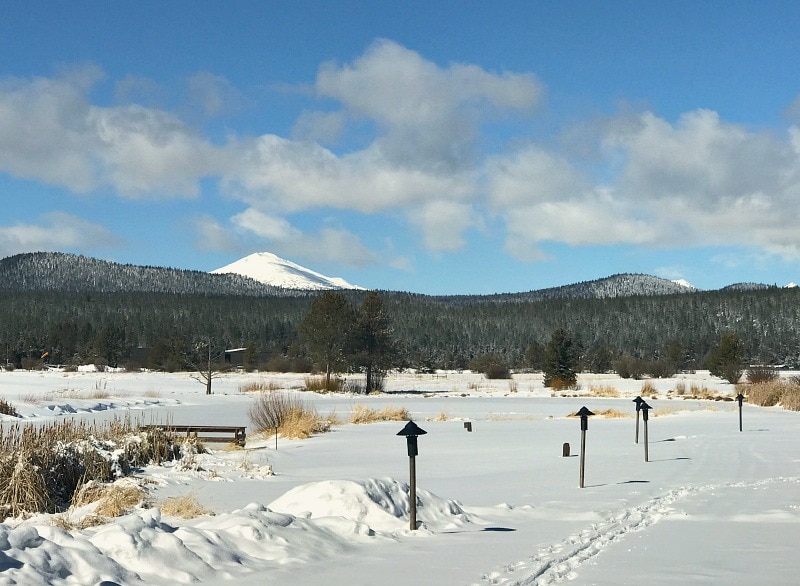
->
<box><xmin>0</xmin><ymin>418</ymin><xmax>182</xmax><ymax>520</ymax></box>
<box><xmin>350</xmin><ymin>405</ymin><xmax>410</xmax><ymax>424</ymax></box>
<box><xmin>239</xmin><ymin>380</ymin><xmax>284</xmax><ymax>393</ymax></box>
<box><xmin>248</xmin><ymin>391</ymin><xmax>331</xmax><ymax>439</ymax></box>
<box><xmin>742</xmin><ymin>379</ymin><xmax>800</xmax><ymax>410</ymax></box>
<box><xmin>160</xmin><ymin>494</ymin><xmax>211</xmax><ymax>519</ymax></box>
<box><xmin>588</xmin><ymin>385</ymin><xmax>620</xmax><ymax>398</ymax></box>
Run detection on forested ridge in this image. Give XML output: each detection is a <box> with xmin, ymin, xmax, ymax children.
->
<box><xmin>1</xmin><ymin>252</ymin><xmax>798</xmax><ymax>369</ymax></box>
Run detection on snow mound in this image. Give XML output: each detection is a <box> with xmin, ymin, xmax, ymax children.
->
<box><xmin>268</xmin><ymin>477</ymin><xmax>474</xmax><ymax>532</ymax></box>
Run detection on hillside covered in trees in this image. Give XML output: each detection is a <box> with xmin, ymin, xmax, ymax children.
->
<box><xmin>1</xmin><ymin>252</ymin><xmax>798</xmax><ymax>371</ymax></box>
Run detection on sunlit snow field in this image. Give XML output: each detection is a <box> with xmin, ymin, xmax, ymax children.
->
<box><xmin>1</xmin><ymin>368</ymin><xmax>799</xmax><ymax>585</ymax></box>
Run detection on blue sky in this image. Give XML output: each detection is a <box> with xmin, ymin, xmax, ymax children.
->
<box><xmin>1</xmin><ymin>1</ymin><xmax>799</xmax><ymax>294</ymax></box>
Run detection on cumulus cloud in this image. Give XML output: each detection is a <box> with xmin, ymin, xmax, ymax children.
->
<box><xmin>0</xmin><ymin>212</ymin><xmax>122</xmax><ymax>256</ymax></box>
<box><xmin>5</xmin><ymin>46</ymin><xmax>800</xmax><ymax>271</ymax></box>
<box><xmin>0</xmin><ymin>68</ymin><xmax>218</xmax><ymax>197</ymax></box>
<box><xmin>193</xmin><ymin>207</ymin><xmax>379</xmax><ymax>268</ymax></box>
<box><xmin>487</xmin><ymin>109</ymin><xmax>800</xmax><ymax>262</ymax></box>
<box><xmin>191</xmin><ymin>215</ymin><xmax>240</xmax><ymax>253</ymax></box>
<box><xmin>409</xmin><ymin>200</ymin><xmax>481</xmax><ymax>252</ymax></box>
<box><xmin>315</xmin><ymin>39</ymin><xmax>542</xmax><ymax>169</ymax></box>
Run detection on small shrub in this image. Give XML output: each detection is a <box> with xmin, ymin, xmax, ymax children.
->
<box><xmin>0</xmin><ymin>399</ymin><xmax>19</xmax><ymax>417</ymax></box>
<box><xmin>673</xmin><ymin>381</ymin><xmax>686</xmax><ymax>396</ymax></box>
<box><xmin>547</xmin><ymin>378</ymin><xmax>578</xmax><ymax>392</ymax></box>
<box><xmin>746</xmin><ymin>366</ymin><xmax>780</xmax><ymax>384</ymax></box>
<box><xmin>303</xmin><ymin>375</ymin><xmax>345</xmax><ymax>393</ymax></box>
<box><xmin>744</xmin><ymin>379</ymin><xmax>800</xmax><ymax>409</ymax></box>
<box><xmin>248</xmin><ymin>391</ymin><xmax>329</xmax><ymax>440</ymax></box>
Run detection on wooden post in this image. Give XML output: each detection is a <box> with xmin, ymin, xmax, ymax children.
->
<box><xmin>562</xmin><ymin>442</ymin><xmax>570</xmax><ymax>457</ymax></box>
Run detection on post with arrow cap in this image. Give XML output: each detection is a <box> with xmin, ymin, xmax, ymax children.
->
<box><xmin>633</xmin><ymin>396</ymin><xmax>644</xmax><ymax>443</ymax></box>
<box><xmin>397</xmin><ymin>420</ymin><xmax>427</xmax><ymax>530</ymax></box>
<box><xmin>736</xmin><ymin>392</ymin><xmax>745</xmax><ymax>432</ymax></box>
<box><xmin>577</xmin><ymin>407</ymin><xmax>594</xmax><ymax>488</ymax></box>
<box><xmin>640</xmin><ymin>401</ymin><xmax>652</xmax><ymax>462</ymax></box>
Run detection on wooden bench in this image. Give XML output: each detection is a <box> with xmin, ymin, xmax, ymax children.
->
<box><xmin>146</xmin><ymin>425</ymin><xmax>246</xmax><ymax>447</ymax></box>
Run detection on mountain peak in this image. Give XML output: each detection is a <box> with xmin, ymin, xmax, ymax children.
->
<box><xmin>211</xmin><ymin>252</ymin><xmax>365</xmax><ymax>291</ymax></box>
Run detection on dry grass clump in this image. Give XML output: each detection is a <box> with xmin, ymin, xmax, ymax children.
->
<box><xmin>248</xmin><ymin>391</ymin><xmax>330</xmax><ymax>439</ymax></box>
<box><xmin>639</xmin><ymin>381</ymin><xmax>658</xmax><ymax>398</ymax></box>
<box><xmin>160</xmin><ymin>494</ymin><xmax>211</xmax><ymax>518</ymax></box>
<box><xmin>303</xmin><ymin>375</ymin><xmax>345</xmax><ymax>393</ymax></box>
<box><xmin>566</xmin><ymin>408</ymin><xmax>629</xmax><ymax>419</ymax></box>
<box><xmin>594</xmin><ymin>408</ymin><xmax>630</xmax><ymax>418</ymax></box>
<box><xmin>588</xmin><ymin>385</ymin><xmax>620</xmax><ymax>398</ymax></box>
<box><xmin>743</xmin><ymin>379</ymin><xmax>800</xmax><ymax>410</ymax></box>
<box><xmin>350</xmin><ymin>404</ymin><xmax>410</xmax><ymax>424</ymax></box>
<box><xmin>670</xmin><ymin>383</ymin><xmax>723</xmax><ymax>400</ymax></box>
<box><xmin>239</xmin><ymin>380</ymin><xmax>283</xmax><ymax>393</ymax></box>
<box><xmin>94</xmin><ymin>484</ymin><xmax>146</xmax><ymax>517</ymax></box>
<box><xmin>0</xmin><ymin>418</ymin><xmax>181</xmax><ymax>520</ymax></box>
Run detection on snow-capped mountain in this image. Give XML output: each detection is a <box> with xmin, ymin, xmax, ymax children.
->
<box><xmin>212</xmin><ymin>252</ymin><xmax>365</xmax><ymax>291</ymax></box>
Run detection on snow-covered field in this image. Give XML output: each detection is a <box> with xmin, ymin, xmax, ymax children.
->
<box><xmin>1</xmin><ymin>369</ymin><xmax>799</xmax><ymax>585</ymax></box>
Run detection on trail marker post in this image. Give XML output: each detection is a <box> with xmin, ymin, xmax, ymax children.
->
<box><xmin>633</xmin><ymin>396</ymin><xmax>645</xmax><ymax>443</ymax></box>
<box><xmin>397</xmin><ymin>421</ymin><xmax>427</xmax><ymax>530</ymax></box>
<box><xmin>641</xmin><ymin>401</ymin><xmax>652</xmax><ymax>462</ymax></box>
<box><xmin>736</xmin><ymin>393</ymin><xmax>745</xmax><ymax>432</ymax></box>
<box><xmin>576</xmin><ymin>407</ymin><xmax>594</xmax><ymax>488</ymax></box>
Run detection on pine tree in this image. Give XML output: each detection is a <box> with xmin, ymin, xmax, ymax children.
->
<box><xmin>298</xmin><ymin>292</ymin><xmax>355</xmax><ymax>390</ymax></box>
<box><xmin>543</xmin><ymin>328</ymin><xmax>579</xmax><ymax>389</ymax></box>
<box><xmin>349</xmin><ymin>292</ymin><xmax>397</xmax><ymax>392</ymax></box>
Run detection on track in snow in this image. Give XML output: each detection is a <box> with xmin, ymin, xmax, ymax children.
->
<box><xmin>479</xmin><ymin>478</ymin><xmax>795</xmax><ymax>586</ymax></box>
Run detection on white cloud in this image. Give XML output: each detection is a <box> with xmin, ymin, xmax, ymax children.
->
<box><xmin>195</xmin><ymin>207</ymin><xmax>379</xmax><ymax>268</ymax></box>
<box><xmin>185</xmin><ymin>72</ymin><xmax>245</xmax><ymax>118</ymax></box>
<box><xmin>0</xmin><ymin>212</ymin><xmax>121</xmax><ymax>256</ymax></box>
<box><xmin>409</xmin><ymin>200</ymin><xmax>480</xmax><ymax>252</ymax></box>
<box><xmin>315</xmin><ymin>39</ymin><xmax>542</xmax><ymax>169</ymax></box>
<box><xmin>291</xmin><ymin>110</ymin><xmax>345</xmax><ymax>144</ymax></box>
<box><xmin>0</xmin><ymin>68</ymin><xmax>218</xmax><ymax>197</ymax></box>
<box><xmin>191</xmin><ymin>215</ymin><xmax>240</xmax><ymax>253</ymax></box>
<box><xmin>484</xmin><ymin>109</ymin><xmax>800</xmax><ymax>262</ymax></box>
<box><xmin>230</xmin><ymin>208</ymin><xmax>301</xmax><ymax>241</ymax></box>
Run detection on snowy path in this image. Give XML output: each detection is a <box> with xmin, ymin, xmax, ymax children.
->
<box><xmin>480</xmin><ymin>476</ymin><xmax>800</xmax><ymax>585</ymax></box>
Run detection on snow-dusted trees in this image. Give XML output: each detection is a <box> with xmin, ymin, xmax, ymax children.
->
<box><xmin>705</xmin><ymin>332</ymin><xmax>745</xmax><ymax>384</ymax></box>
<box><xmin>350</xmin><ymin>292</ymin><xmax>398</xmax><ymax>391</ymax></box>
<box><xmin>543</xmin><ymin>329</ymin><xmax>579</xmax><ymax>389</ymax></box>
<box><xmin>298</xmin><ymin>292</ymin><xmax>355</xmax><ymax>391</ymax></box>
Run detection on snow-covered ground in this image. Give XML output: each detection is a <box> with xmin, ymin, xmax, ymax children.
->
<box><xmin>1</xmin><ymin>369</ymin><xmax>798</xmax><ymax>585</ymax></box>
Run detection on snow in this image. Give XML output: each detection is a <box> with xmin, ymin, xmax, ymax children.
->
<box><xmin>211</xmin><ymin>251</ymin><xmax>364</xmax><ymax>290</ymax></box>
<box><xmin>1</xmin><ymin>369</ymin><xmax>799</xmax><ymax>585</ymax></box>
<box><xmin>671</xmin><ymin>278</ymin><xmax>695</xmax><ymax>289</ymax></box>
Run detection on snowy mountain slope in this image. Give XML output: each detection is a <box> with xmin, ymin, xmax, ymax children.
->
<box><xmin>212</xmin><ymin>252</ymin><xmax>365</xmax><ymax>291</ymax></box>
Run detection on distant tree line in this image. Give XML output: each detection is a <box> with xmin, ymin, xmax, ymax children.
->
<box><xmin>1</xmin><ymin>286</ymin><xmax>799</xmax><ymax>381</ymax></box>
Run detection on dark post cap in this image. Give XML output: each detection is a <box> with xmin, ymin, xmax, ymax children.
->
<box><xmin>576</xmin><ymin>406</ymin><xmax>594</xmax><ymax>418</ymax></box>
<box><xmin>397</xmin><ymin>420</ymin><xmax>427</xmax><ymax>437</ymax></box>
<box><xmin>640</xmin><ymin>401</ymin><xmax>652</xmax><ymax>410</ymax></box>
